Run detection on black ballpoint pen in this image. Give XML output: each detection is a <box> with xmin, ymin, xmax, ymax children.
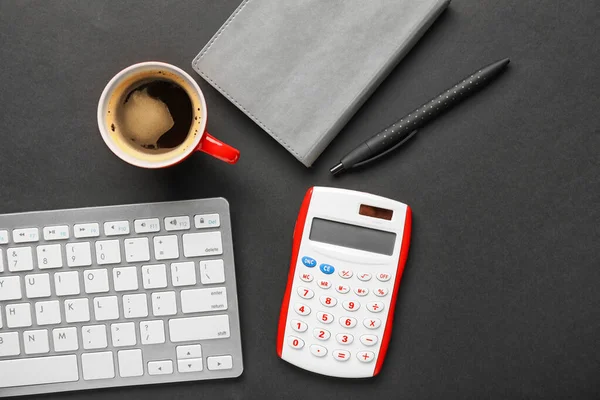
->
<box><xmin>330</xmin><ymin>58</ymin><xmax>510</xmax><ymax>175</ymax></box>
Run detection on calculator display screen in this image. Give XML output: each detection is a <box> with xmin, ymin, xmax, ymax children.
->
<box><xmin>309</xmin><ymin>218</ymin><xmax>396</xmax><ymax>256</ymax></box>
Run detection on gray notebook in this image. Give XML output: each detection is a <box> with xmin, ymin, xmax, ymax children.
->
<box><xmin>192</xmin><ymin>0</ymin><xmax>450</xmax><ymax>167</ymax></box>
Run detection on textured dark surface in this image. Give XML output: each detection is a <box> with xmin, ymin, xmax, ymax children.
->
<box><xmin>0</xmin><ymin>1</ymin><xmax>598</xmax><ymax>399</ymax></box>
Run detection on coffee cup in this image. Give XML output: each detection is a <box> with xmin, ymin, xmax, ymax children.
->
<box><xmin>97</xmin><ymin>61</ymin><xmax>239</xmax><ymax>168</ymax></box>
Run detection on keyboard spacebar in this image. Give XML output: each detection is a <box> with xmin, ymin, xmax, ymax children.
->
<box><xmin>0</xmin><ymin>355</ymin><xmax>79</xmax><ymax>388</ymax></box>
<box><xmin>169</xmin><ymin>314</ymin><xmax>231</xmax><ymax>342</ymax></box>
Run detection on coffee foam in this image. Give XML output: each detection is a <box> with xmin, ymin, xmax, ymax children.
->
<box><xmin>104</xmin><ymin>69</ymin><xmax>204</xmax><ymax>162</ymax></box>
<box><xmin>120</xmin><ymin>87</ymin><xmax>174</xmax><ymax>147</ymax></box>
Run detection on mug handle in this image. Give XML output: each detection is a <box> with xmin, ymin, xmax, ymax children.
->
<box><xmin>196</xmin><ymin>132</ymin><xmax>240</xmax><ymax>164</ymax></box>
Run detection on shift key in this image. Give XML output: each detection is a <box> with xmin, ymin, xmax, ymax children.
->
<box><xmin>181</xmin><ymin>287</ymin><xmax>228</xmax><ymax>314</ymax></box>
<box><xmin>169</xmin><ymin>315</ymin><xmax>230</xmax><ymax>342</ymax></box>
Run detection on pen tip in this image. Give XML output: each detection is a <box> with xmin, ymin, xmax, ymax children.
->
<box><xmin>330</xmin><ymin>163</ymin><xmax>345</xmax><ymax>176</ymax></box>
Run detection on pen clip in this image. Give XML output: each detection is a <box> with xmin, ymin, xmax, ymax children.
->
<box><xmin>354</xmin><ymin>129</ymin><xmax>418</xmax><ymax>168</ymax></box>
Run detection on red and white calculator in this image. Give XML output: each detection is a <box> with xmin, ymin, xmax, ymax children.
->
<box><xmin>277</xmin><ymin>187</ymin><xmax>412</xmax><ymax>378</ymax></box>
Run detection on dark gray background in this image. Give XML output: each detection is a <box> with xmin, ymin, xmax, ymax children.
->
<box><xmin>0</xmin><ymin>0</ymin><xmax>598</xmax><ymax>399</ymax></box>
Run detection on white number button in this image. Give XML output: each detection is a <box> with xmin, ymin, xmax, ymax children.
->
<box><xmin>354</xmin><ymin>287</ymin><xmax>369</xmax><ymax>296</ymax></box>
<box><xmin>320</xmin><ymin>296</ymin><xmax>337</xmax><ymax>307</ymax></box>
<box><xmin>377</xmin><ymin>272</ymin><xmax>391</xmax><ymax>282</ymax></box>
<box><xmin>290</xmin><ymin>319</ymin><xmax>307</xmax><ymax>333</ymax></box>
<box><xmin>313</xmin><ymin>328</ymin><xmax>330</xmax><ymax>341</ymax></box>
<box><xmin>288</xmin><ymin>336</ymin><xmax>304</xmax><ymax>349</ymax></box>
<box><xmin>357</xmin><ymin>351</ymin><xmax>375</xmax><ymax>363</ymax></box>
<box><xmin>66</xmin><ymin>242</ymin><xmax>92</xmax><ymax>267</ymax></box>
<box><xmin>317</xmin><ymin>312</ymin><xmax>334</xmax><ymax>324</ymax></box>
<box><xmin>363</xmin><ymin>318</ymin><xmax>381</xmax><ymax>329</ymax></box>
<box><xmin>333</xmin><ymin>350</ymin><xmax>350</xmax><ymax>362</ymax></box>
<box><xmin>316</xmin><ymin>279</ymin><xmax>331</xmax><ymax>289</ymax></box>
<box><xmin>336</xmin><ymin>333</ymin><xmax>354</xmax><ymax>345</ymax></box>
<box><xmin>37</xmin><ymin>245</ymin><xmax>63</xmax><ymax>269</ymax></box>
<box><xmin>297</xmin><ymin>287</ymin><xmax>314</xmax><ymax>299</ymax></box>
<box><xmin>342</xmin><ymin>301</ymin><xmax>360</xmax><ymax>312</ymax></box>
<box><xmin>357</xmin><ymin>272</ymin><xmax>372</xmax><ymax>281</ymax></box>
<box><xmin>7</xmin><ymin>247</ymin><xmax>34</xmax><ymax>272</ymax></box>
<box><xmin>338</xmin><ymin>269</ymin><xmax>353</xmax><ymax>279</ymax></box>
<box><xmin>96</xmin><ymin>240</ymin><xmax>121</xmax><ymax>265</ymax></box>
<box><xmin>339</xmin><ymin>317</ymin><xmax>357</xmax><ymax>328</ymax></box>
<box><xmin>335</xmin><ymin>284</ymin><xmax>350</xmax><ymax>294</ymax></box>
<box><xmin>374</xmin><ymin>288</ymin><xmax>389</xmax><ymax>297</ymax></box>
<box><xmin>310</xmin><ymin>344</ymin><xmax>327</xmax><ymax>357</ymax></box>
<box><xmin>294</xmin><ymin>303</ymin><xmax>311</xmax><ymax>316</ymax></box>
<box><xmin>367</xmin><ymin>301</ymin><xmax>385</xmax><ymax>313</ymax></box>
<box><xmin>299</xmin><ymin>272</ymin><xmax>313</xmax><ymax>282</ymax></box>
<box><xmin>360</xmin><ymin>334</ymin><xmax>379</xmax><ymax>346</ymax></box>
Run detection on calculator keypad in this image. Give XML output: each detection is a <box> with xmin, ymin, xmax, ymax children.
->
<box><xmin>285</xmin><ymin>254</ymin><xmax>396</xmax><ymax>373</ymax></box>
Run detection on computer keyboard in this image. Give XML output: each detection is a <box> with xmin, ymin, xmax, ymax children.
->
<box><xmin>0</xmin><ymin>198</ymin><xmax>243</xmax><ymax>397</ymax></box>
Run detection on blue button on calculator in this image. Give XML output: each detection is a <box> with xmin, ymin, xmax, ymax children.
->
<box><xmin>302</xmin><ymin>256</ymin><xmax>317</xmax><ymax>268</ymax></box>
<box><xmin>319</xmin><ymin>263</ymin><xmax>335</xmax><ymax>274</ymax></box>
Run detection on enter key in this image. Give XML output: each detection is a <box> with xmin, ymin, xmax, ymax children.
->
<box><xmin>181</xmin><ymin>287</ymin><xmax>228</xmax><ymax>314</ymax></box>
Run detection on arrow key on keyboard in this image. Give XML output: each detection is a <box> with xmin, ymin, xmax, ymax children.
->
<box><xmin>148</xmin><ymin>360</ymin><xmax>173</xmax><ymax>375</ymax></box>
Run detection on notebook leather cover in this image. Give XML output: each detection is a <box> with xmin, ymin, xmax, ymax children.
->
<box><xmin>192</xmin><ymin>0</ymin><xmax>450</xmax><ymax>167</ymax></box>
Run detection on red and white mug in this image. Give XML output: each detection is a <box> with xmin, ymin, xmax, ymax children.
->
<box><xmin>97</xmin><ymin>61</ymin><xmax>239</xmax><ymax>168</ymax></box>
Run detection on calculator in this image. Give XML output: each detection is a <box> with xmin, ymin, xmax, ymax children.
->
<box><xmin>277</xmin><ymin>187</ymin><xmax>412</xmax><ymax>378</ymax></box>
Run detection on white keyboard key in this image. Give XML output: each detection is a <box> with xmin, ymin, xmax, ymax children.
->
<box><xmin>164</xmin><ymin>216</ymin><xmax>191</xmax><ymax>231</ymax></box>
<box><xmin>82</xmin><ymin>325</ymin><xmax>108</xmax><ymax>350</ymax></box>
<box><xmin>94</xmin><ymin>296</ymin><xmax>120</xmax><ymax>321</ymax></box>
<box><xmin>84</xmin><ymin>268</ymin><xmax>110</xmax><ymax>294</ymax></box>
<box><xmin>182</xmin><ymin>232</ymin><xmax>223</xmax><ymax>257</ymax></box>
<box><xmin>25</xmin><ymin>273</ymin><xmax>51</xmax><ymax>298</ymax></box>
<box><xmin>207</xmin><ymin>355</ymin><xmax>233</xmax><ymax>371</ymax></box>
<box><xmin>142</xmin><ymin>264</ymin><xmax>167</xmax><ymax>289</ymax></box>
<box><xmin>317</xmin><ymin>279</ymin><xmax>331</xmax><ymax>289</ymax></box>
<box><xmin>294</xmin><ymin>303</ymin><xmax>311</xmax><ymax>316</ymax></box>
<box><xmin>336</xmin><ymin>333</ymin><xmax>354</xmax><ymax>345</ymax></box>
<box><xmin>7</xmin><ymin>247</ymin><xmax>34</xmax><ymax>272</ymax></box>
<box><xmin>335</xmin><ymin>284</ymin><xmax>350</xmax><ymax>294</ymax></box>
<box><xmin>363</xmin><ymin>318</ymin><xmax>381</xmax><ymax>329</ymax></box>
<box><xmin>357</xmin><ymin>351</ymin><xmax>375</xmax><ymax>363</ymax></box>
<box><xmin>0</xmin><ymin>249</ymin><xmax>3</xmax><ymax>272</ymax></box>
<box><xmin>176</xmin><ymin>344</ymin><xmax>202</xmax><ymax>359</ymax></box>
<box><xmin>0</xmin><ymin>276</ymin><xmax>22</xmax><ymax>301</ymax></box>
<box><xmin>151</xmin><ymin>291</ymin><xmax>177</xmax><ymax>316</ymax></box>
<box><xmin>13</xmin><ymin>228</ymin><xmax>39</xmax><ymax>243</ymax></box>
<box><xmin>354</xmin><ymin>287</ymin><xmax>369</xmax><ymax>296</ymax></box>
<box><xmin>178</xmin><ymin>358</ymin><xmax>203</xmax><ymax>373</ymax></box>
<box><xmin>148</xmin><ymin>360</ymin><xmax>173</xmax><ymax>375</ymax></box>
<box><xmin>123</xmin><ymin>293</ymin><xmax>148</xmax><ymax>318</ymax></box>
<box><xmin>55</xmin><ymin>271</ymin><xmax>80</xmax><ymax>296</ymax></box>
<box><xmin>181</xmin><ymin>287</ymin><xmax>228</xmax><ymax>314</ymax></box>
<box><xmin>317</xmin><ymin>311</ymin><xmax>334</xmax><ymax>324</ymax></box>
<box><xmin>74</xmin><ymin>223</ymin><xmax>100</xmax><ymax>238</ymax></box>
<box><xmin>111</xmin><ymin>322</ymin><xmax>136</xmax><ymax>347</ymax></box>
<box><xmin>153</xmin><ymin>235</ymin><xmax>179</xmax><ymax>260</ymax></box>
<box><xmin>342</xmin><ymin>300</ymin><xmax>361</xmax><ymax>312</ymax></box>
<box><xmin>52</xmin><ymin>327</ymin><xmax>79</xmax><ymax>352</ymax></box>
<box><xmin>140</xmin><ymin>320</ymin><xmax>165</xmax><ymax>345</ymax></box>
<box><xmin>376</xmin><ymin>272</ymin><xmax>392</xmax><ymax>282</ymax></box>
<box><xmin>96</xmin><ymin>240</ymin><xmax>121</xmax><ymax>265</ymax></box>
<box><xmin>299</xmin><ymin>272</ymin><xmax>313</xmax><ymax>282</ymax></box>
<box><xmin>66</xmin><ymin>242</ymin><xmax>92</xmax><ymax>267</ymax></box>
<box><xmin>357</xmin><ymin>272</ymin><xmax>372</xmax><ymax>281</ymax></box>
<box><xmin>339</xmin><ymin>316</ymin><xmax>357</xmax><ymax>328</ymax></box>
<box><xmin>125</xmin><ymin>237</ymin><xmax>150</xmax><ymax>263</ymax></box>
<box><xmin>200</xmin><ymin>259</ymin><xmax>225</xmax><ymax>284</ymax></box>
<box><xmin>64</xmin><ymin>298</ymin><xmax>90</xmax><ymax>323</ymax></box>
<box><xmin>37</xmin><ymin>244</ymin><xmax>63</xmax><ymax>269</ymax></box>
<box><xmin>320</xmin><ymin>295</ymin><xmax>337</xmax><ymax>307</ymax></box>
<box><xmin>194</xmin><ymin>213</ymin><xmax>220</xmax><ymax>229</ymax></box>
<box><xmin>333</xmin><ymin>350</ymin><xmax>350</xmax><ymax>362</ymax></box>
<box><xmin>82</xmin><ymin>351</ymin><xmax>115</xmax><ymax>380</ymax></box>
<box><xmin>287</xmin><ymin>336</ymin><xmax>304</xmax><ymax>349</ymax></box>
<box><xmin>35</xmin><ymin>300</ymin><xmax>61</xmax><ymax>325</ymax></box>
<box><xmin>290</xmin><ymin>319</ymin><xmax>308</xmax><ymax>333</ymax></box>
<box><xmin>313</xmin><ymin>328</ymin><xmax>331</xmax><ymax>341</ymax></box>
<box><xmin>0</xmin><ymin>355</ymin><xmax>79</xmax><ymax>388</ymax></box>
<box><xmin>169</xmin><ymin>314</ymin><xmax>230</xmax><ymax>342</ymax></box>
<box><xmin>338</xmin><ymin>269</ymin><xmax>353</xmax><ymax>279</ymax></box>
<box><xmin>23</xmin><ymin>329</ymin><xmax>50</xmax><ymax>354</ymax></box>
<box><xmin>374</xmin><ymin>287</ymin><xmax>389</xmax><ymax>297</ymax></box>
<box><xmin>0</xmin><ymin>332</ymin><xmax>20</xmax><ymax>357</ymax></box>
<box><xmin>171</xmin><ymin>261</ymin><xmax>197</xmax><ymax>287</ymax></box>
<box><xmin>104</xmin><ymin>220</ymin><xmax>130</xmax><ymax>236</ymax></box>
<box><xmin>360</xmin><ymin>334</ymin><xmax>379</xmax><ymax>346</ymax></box>
<box><xmin>0</xmin><ymin>229</ymin><xmax>8</xmax><ymax>244</ymax></box>
<box><xmin>310</xmin><ymin>344</ymin><xmax>327</xmax><ymax>358</ymax></box>
<box><xmin>113</xmin><ymin>267</ymin><xmax>139</xmax><ymax>291</ymax></box>
<box><xmin>0</xmin><ymin>308</ymin><xmax>2</xmax><ymax>328</ymax></box>
<box><xmin>366</xmin><ymin>301</ymin><xmax>385</xmax><ymax>313</ymax></box>
<box><xmin>43</xmin><ymin>225</ymin><xmax>70</xmax><ymax>241</ymax></box>
<box><xmin>134</xmin><ymin>218</ymin><xmax>160</xmax><ymax>233</ymax></box>
<box><xmin>297</xmin><ymin>286</ymin><xmax>314</xmax><ymax>299</ymax></box>
<box><xmin>6</xmin><ymin>303</ymin><xmax>32</xmax><ymax>328</ymax></box>
<box><xmin>118</xmin><ymin>349</ymin><xmax>144</xmax><ymax>377</ymax></box>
